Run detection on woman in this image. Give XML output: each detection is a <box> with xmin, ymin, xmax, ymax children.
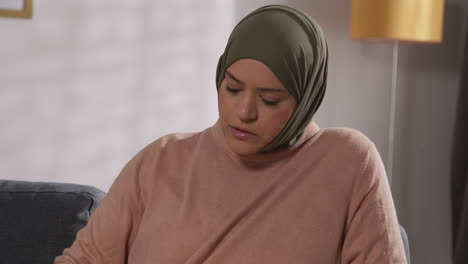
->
<box><xmin>55</xmin><ymin>5</ymin><xmax>406</xmax><ymax>263</ymax></box>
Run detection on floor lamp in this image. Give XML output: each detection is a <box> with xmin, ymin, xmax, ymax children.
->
<box><xmin>351</xmin><ymin>0</ymin><xmax>445</xmax><ymax>187</ymax></box>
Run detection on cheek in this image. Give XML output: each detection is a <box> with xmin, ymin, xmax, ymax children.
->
<box><xmin>218</xmin><ymin>87</ymin><xmax>232</xmax><ymax>120</ymax></box>
<box><xmin>274</xmin><ymin>111</ymin><xmax>293</xmax><ymax>129</ymax></box>
<box><xmin>217</xmin><ymin>89</ymin><xmax>226</xmax><ymax>114</ymax></box>
<box><xmin>262</xmin><ymin>105</ymin><xmax>296</xmax><ymax>136</ymax></box>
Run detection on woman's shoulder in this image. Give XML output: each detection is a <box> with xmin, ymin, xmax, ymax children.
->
<box><xmin>306</xmin><ymin>125</ymin><xmax>377</xmax><ymax>161</ymax></box>
<box><xmin>143</xmin><ymin>130</ymin><xmax>204</xmax><ymax>156</ymax></box>
<box><xmin>318</xmin><ymin>126</ymin><xmax>374</xmax><ymax>149</ymax></box>
<box><xmin>299</xmin><ymin>125</ymin><xmax>384</xmax><ymax>186</ymax></box>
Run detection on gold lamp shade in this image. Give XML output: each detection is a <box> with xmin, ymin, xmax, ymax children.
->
<box><xmin>351</xmin><ymin>0</ymin><xmax>445</xmax><ymax>43</ymax></box>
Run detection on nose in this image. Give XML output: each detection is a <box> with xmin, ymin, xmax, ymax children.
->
<box><xmin>237</xmin><ymin>92</ymin><xmax>258</xmax><ymax>123</ymax></box>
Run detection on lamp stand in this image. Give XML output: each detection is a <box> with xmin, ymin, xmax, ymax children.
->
<box><xmin>388</xmin><ymin>40</ymin><xmax>399</xmax><ymax>187</ymax></box>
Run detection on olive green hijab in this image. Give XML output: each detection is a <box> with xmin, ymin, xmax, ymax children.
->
<box><xmin>216</xmin><ymin>5</ymin><xmax>328</xmax><ymax>152</ymax></box>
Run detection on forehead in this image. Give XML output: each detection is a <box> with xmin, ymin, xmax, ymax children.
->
<box><xmin>226</xmin><ymin>59</ymin><xmax>286</xmax><ymax>90</ymax></box>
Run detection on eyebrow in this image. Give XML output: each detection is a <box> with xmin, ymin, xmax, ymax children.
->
<box><xmin>225</xmin><ymin>70</ymin><xmax>288</xmax><ymax>93</ymax></box>
<box><xmin>225</xmin><ymin>70</ymin><xmax>244</xmax><ymax>85</ymax></box>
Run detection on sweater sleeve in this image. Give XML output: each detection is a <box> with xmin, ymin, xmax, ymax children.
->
<box><xmin>54</xmin><ymin>146</ymin><xmax>151</xmax><ymax>264</ymax></box>
<box><xmin>341</xmin><ymin>144</ymin><xmax>407</xmax><ymax>264</ymax></box>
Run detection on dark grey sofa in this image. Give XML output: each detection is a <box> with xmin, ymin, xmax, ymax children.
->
<box><xmin>0</xmin><ymin>180</ymin><xmax>106</xmax><ymax>263</ymax></box>
<box><xmin>0</xmin><ymin>180</ymin><xmax>410</xmax><ymax>263</ymax></box>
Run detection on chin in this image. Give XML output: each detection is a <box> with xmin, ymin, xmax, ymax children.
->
<box><xmin>227</xmin><ymin>141</ymin><xmax>261</xmax><ymax>157</ymax></box>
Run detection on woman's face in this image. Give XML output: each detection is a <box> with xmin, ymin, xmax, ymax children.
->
<box><xmin>218</xmin><ymin>58</ymin><xmax>297</xmax><ymax>156</ymax></box>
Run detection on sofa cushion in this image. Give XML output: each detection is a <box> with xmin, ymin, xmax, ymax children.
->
<box><xmin>0</xmin><ymin>180</ymin><xmax>106</xmax><ymax>264</ymax></box>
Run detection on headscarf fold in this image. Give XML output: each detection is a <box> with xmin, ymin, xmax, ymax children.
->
<box><xmin>216</xmin><ymin>5</ymin><xmax>328</xmax><ymax>152</ymax></box>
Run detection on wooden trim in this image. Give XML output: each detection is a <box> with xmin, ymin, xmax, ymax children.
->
<box><xmin>0</xmin><ymin>0</ymin><xmax>33</xmax><ymax>19</ymax></box>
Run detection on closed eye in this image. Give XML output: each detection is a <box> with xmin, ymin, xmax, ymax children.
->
<box><xmin>226</xmin><ymin>85</ymin><xmax>279</xmax><ymax>106</ymax></box>
<box><xmin>226</xmin><ymin>86</ymin><xmax>241</xmax><ymax>94</ymax></box>
<box><xmin>261</xmin><ymin>98</ymin><xmax>279</xmax><ymax>106</ymax></box>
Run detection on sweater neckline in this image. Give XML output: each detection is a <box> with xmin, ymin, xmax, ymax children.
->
<box><xmin>210</xmin><ymin>119</ymin><xmax>321</xmax><ymax>168</ymax></box>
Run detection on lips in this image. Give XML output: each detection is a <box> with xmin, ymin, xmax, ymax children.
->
<box><xmin>232</xmin><ymin>126</ymin><xmax>254</xmax><ymax>135</ymax></box>
<box><xmin>230</xmin><ymin>126</ymin><xmax>255</xmax><ymax>140</ymax></box>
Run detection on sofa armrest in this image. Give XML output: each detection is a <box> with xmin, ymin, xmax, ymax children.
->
<box><xmin>0</xmin><ymin>180</ymin><xmax>106</xmax><ymax>264</ymax></box>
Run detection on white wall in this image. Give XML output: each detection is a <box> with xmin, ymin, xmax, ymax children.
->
<box><xmin>2</xmin><ymin>0</ymin><xmax>466</xmax><ymax>264</ymax></box>
<box><xmin>0</xmin><ymin>0</ymin><xmax>232</xmax><ymax>191</ymax></box>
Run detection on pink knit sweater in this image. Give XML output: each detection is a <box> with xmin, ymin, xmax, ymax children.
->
<box><xmin>55</xmin><ymin>121</ymin><xmax>406</xmax><ymax>263</ymax></box>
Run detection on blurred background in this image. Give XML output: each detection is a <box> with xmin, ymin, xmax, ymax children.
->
<box><xmin>1</xmin><ymin>0</ymin><xmax>467</xmax><ymax>263</ymax></box>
